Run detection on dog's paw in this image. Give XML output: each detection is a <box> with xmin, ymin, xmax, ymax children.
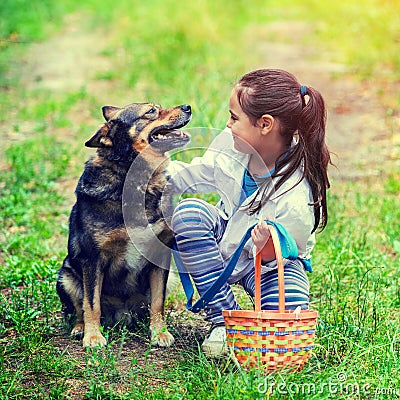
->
<box><xmin>150</xmin><ymin>326</ymin><xmax>175</xmax><ymax>347</ymax></box>
<box><xmin>70</xmin><ymin>322</ymin><xmax>84</xmax><ymax>340</ymax></box>
<box><xmin>82</xmin><ymin>331</ymin><xmax>107</xmax><ymax>348</ymax></box>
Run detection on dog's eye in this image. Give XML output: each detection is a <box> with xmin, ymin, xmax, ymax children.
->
<box><xmin>147</xmin><ymin>108</ymin><xmax>157</xmax><ymax>114</ymax></box>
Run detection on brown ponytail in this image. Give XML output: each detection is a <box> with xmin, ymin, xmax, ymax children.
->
<box><xmin>297</xmin><ymin>86</ymin><xmax>331</xmax><ymax>231</ymax></box>
<box><xmin>236</xmin><ymin>69</ymin><xmax>331</xmax><ymax>233</ymax></box>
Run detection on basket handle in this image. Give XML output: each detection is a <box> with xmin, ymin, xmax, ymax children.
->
<box><xmin>255</xmin><ymin>225</ymin><xmax>285</xmax><ymax>313</ymax></box>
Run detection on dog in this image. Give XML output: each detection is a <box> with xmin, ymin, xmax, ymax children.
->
<box><xmin>56</xmin><ymin>102</ymin><xmax>191</xmax><ymax>348</ymax></box>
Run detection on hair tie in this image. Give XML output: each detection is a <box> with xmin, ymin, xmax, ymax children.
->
<box><xmin>300</xmin><ymin>85</ymin><xmax>308</xmax><ymax>96</ymax></box>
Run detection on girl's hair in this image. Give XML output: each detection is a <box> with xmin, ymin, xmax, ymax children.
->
<box><xmin>236</xmin><ymin>69</ymin><xmax>331</xmax><ymax>232</ymax></box>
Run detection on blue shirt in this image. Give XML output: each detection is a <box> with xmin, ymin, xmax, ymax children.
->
<box><xmin>241</xmin><ymin>168</ymin><xmax>274</xmax><ymax>202</ymax></box>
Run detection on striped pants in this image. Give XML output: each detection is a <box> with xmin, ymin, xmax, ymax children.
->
<box><xmin>171</xmin><ymin>198</ymin><xmax>310</xmax><ymax>325</ymax></box>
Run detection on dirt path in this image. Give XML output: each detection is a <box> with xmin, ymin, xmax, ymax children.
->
<box><xmin>18</xmin><ymin>14</ymin><xmax>112</xmax><ymax>95</ymax></box>
<box><xmin>10</xmin><ymin>15</ymin><xmax>397</xmax><ymax>182</ymax></box>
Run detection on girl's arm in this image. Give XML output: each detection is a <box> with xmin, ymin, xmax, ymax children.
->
<box><xmin>166</xmin><ymin>129</ymin><xmax>232</xmax><ymax>194</ymax></box>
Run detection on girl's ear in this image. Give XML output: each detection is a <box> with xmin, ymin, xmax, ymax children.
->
<box><xmin>258</xmin><ymin>114</ymin><xmax>275</xmax><ymax>135</ymax></box>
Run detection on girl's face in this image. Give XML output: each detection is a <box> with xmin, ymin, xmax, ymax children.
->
<box><xmin>226</xmin><ymin>88</ymin><xmax>262</xmax><ymax>155</ymax></box>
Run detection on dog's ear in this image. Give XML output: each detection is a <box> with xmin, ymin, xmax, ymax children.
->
<box><xmin>102</xmin><ymin>106</ymin><xmax>120</xmax><ymax>121</ymax></box>
<box><xmin>85</xmin><ymin>105</ymin><xmax>120</xmax><ymax>147</ymax></box>
<box><xmin>85</xmin><ymin>123</ymin><xmax>113</xmax><ymax>148</ymax></box>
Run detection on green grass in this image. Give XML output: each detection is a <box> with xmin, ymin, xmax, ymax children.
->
<box><xmin>0</xmin><ymin>0</ymin><xmax>399</xmax><ymax>398</ymax></box>
<box><xmin>0</xmin><ymin>136</ymin><xmax>72</xmax><ymax>286</ymax></box>
<box><xmin>257</xmin><ymin>0</ymin><xmax>400</xmax><ymax>79</ymax></box>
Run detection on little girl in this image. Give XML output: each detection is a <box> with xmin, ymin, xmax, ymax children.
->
<box><xmin>168</xmin><ymin>69</ymin><xmax>331</xmax><ymax>356</ymax></box>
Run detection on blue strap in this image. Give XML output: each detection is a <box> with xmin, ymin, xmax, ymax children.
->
<box><xmin>300</xmin><ymin>258</ymin><xmax>313</xmax><ymax>272</ymax></box>
<box><xmin>173</xmin><ymin>220</ymin><xmax>299</xmax><ymax>313</ymax></box>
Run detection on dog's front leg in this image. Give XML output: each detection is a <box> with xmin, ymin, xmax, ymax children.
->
<box><xmin>82</xmin><ymin>268</ymin><xmax>107</xmax><ymax>348</ymax></box>
<box><xmin>149</xmin><ymin>266</ymin><xmax>175</xmax><ymax>347</ymax></box>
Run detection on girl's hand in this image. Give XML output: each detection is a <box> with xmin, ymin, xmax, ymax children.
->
<box><xmin>251</xmin><ymin>220</ymin><xmax>275</xmax><ymax>262</ymax></box>
<box><xmin>251</xmin><ymin>221</ymin><xmax>270</xmax><ymax>250</ymax></box>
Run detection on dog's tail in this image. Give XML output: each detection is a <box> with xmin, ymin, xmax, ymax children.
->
<box><xmin>56</xmin><ymin>257</ymin><xmax>81</xmax><ymax>327</ymax></box>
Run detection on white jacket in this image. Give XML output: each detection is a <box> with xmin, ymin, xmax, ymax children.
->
<box><xmin>167</xmin><ymin>129</ymin><xmax>315</xmax><ymax>282</ymax></box>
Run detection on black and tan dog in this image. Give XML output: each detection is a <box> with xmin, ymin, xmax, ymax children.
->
<box><xmin>56</xmin><ymin>102</ymin><xmax>191</xmax><ymax>347</ymax></box>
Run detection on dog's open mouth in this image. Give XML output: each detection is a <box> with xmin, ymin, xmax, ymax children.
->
<box><xmin>149</xmin><ymin>127</ymin><xmax>190</xmax><ymax>151</ymax></box>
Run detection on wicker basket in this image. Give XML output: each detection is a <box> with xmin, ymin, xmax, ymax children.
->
<box><xmin>222</xmin><ymin>225</ymin><xmax>318</xmax><ymax>372</ymax></box>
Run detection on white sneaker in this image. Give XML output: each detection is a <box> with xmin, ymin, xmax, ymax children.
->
<box><xmin>201</xmin><ymin>324</ymin><xmax>228</xmax><ymax>357</ymax></box>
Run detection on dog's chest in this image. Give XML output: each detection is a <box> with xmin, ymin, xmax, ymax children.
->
<box><xmin>124</xmin><ymin>218</ymin><xmax>170</xmax><ymax>268</ymax></box>
<box><xmin>108</xmin><ymin>169</ymin><xmax>172</xmax><ymax>290</ymax></box>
